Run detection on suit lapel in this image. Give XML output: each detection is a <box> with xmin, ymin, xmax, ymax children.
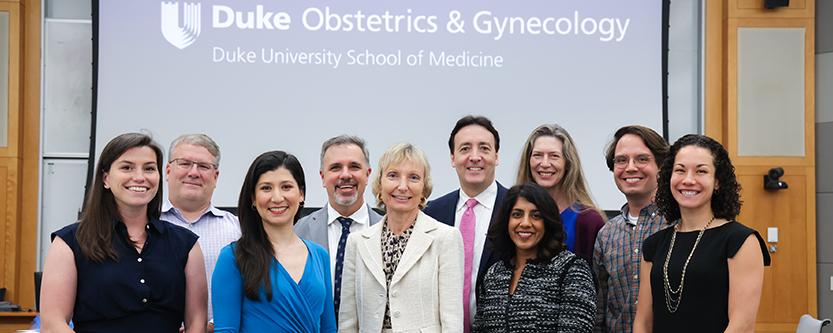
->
<box><xmin>433</xmin><ymin>190</ymin><xmax>459</xmax><ymax>226</ymax></box>
<box><xmin>357</xmin><ymin>223</ymin><xmax>387</xmax><ymax>288</ymax></box>
<box><xmin>309</xmin><ymin>209</ymin><xmax>330</xmax><ymax>250</ymax></box>
<box><xmin>390</xmin><ymin>212</ymin><xmax>436</xmax><ymax>286</ymax></box>
<box><xmin>477</xmin><ymin>182</ymin><xmax>507</xmax><ymax>285</ymax></box>
<box><xmin>367</xmin><ymin>205</ymin><xmax>383</xmax><ymax>225</ymax></box>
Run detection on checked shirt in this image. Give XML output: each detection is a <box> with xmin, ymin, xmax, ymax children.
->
<box><xmin>593</xmin><ymin>202</ymin><xmax>666</xmax><ymax>333</ymax></box>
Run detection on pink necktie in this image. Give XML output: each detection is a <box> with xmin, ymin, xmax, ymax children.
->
<box><xmin>461</xmin><ymin>198</ymin><xmax>478</xmax><ymax>333</ymax></box>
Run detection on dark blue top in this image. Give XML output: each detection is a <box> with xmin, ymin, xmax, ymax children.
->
<box><xmin>52</xmin><ymin>217</ymin><xmax>199</xmax><ymax>333</ymax></box>
<box><xmin>560</xmin><ymin>204</ymin><xmax>580</xmax><ymax>252</ymax></box>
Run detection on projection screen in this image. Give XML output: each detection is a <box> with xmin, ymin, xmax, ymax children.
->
<box><xmin>93</xmin><ymin>0</ymin><xmax>666</xmax><ymax>210</ymax></box>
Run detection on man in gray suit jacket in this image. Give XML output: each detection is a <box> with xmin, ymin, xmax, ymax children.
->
<box><xmin>294</xmin><ymin>135</ymin><xmax>382</xmax><ymax>316</ymax></box>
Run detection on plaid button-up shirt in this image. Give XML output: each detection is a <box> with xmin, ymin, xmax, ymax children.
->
<box><xmin>593</xmin><ymin>202</ymin><xmax>666</xmax><ymax>333</ymax></box>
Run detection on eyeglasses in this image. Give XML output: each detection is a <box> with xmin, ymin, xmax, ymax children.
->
<box><xmin>613</xmin><ymin>154</ymin><xmax>653</xmax><ymax>169</ymax></box>
<box><xmin>170</xmin><ymin>158</ymin><xmax>217</xmax><ymax>173</ymax></box>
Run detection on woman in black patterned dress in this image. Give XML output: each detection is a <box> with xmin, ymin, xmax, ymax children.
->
<box><xmin>472</xmin><ymin>182</ymin><xmax>595</xmax><ymax>333</ymax></box>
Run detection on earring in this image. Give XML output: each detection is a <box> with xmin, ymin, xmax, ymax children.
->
<box><xmin>299</xmin><ymin>200</ymin><xmax>305</xmax><ymax>207</ymax></box>
<box><xmin>251</xmin><ymin>204</ymin><xmax>257</xmax><ymax>211</ymax></box>
<box><xmin>420</xmin><ymin>197</ymin><xmax>427</xmax><ymax>204</ymax></box>
<box><xmin>714</xmin><ymin>188</ymin><xmax>720</xmax><ymax>195</ymax></box>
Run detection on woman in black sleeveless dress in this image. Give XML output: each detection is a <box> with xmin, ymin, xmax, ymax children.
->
<box><xmin>633</xmin><ymin>134</ymin><xmax>770</xmax><ymax>333</ymax></box>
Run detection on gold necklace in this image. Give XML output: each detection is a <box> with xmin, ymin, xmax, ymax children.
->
<box><xmin>662</xmin><ymin>215</ymin><xmax>714</xmax><ymax>313</ymax></box>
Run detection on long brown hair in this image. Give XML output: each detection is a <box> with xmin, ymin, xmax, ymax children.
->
<box><xmin>77</xmin><ymin>133</ymin><xmax>164</xmax><ymax>262</ymax></box>
<box><xmin>236</xmin><ymin>151</ymin><xmax>306</xmax><ymax>302</ymax></box>
<box><xmin>515</xmin><ymin>124</ymin><xmax>605</xmax><ymax>219</ymax></box>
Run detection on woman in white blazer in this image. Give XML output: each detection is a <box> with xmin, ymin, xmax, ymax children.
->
<box><xmin>339</xmin><ymin>142</ymin><xmax>464</xmax><ymax>333</ymax></box>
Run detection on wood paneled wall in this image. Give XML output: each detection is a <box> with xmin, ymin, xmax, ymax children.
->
<box><xmin>0</xmin><ymin>0</ymin><xmax>40</xmax><ymax>313</ymax></box>
<box><xmin>705</xmin><ymin>1</ymin><xmax>816</xmax><ymax>332</ymax></box>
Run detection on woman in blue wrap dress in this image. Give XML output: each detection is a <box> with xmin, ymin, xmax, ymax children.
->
<box><xmin>212</xmin><ymin>151</ymin><xmax>336</xmax><ymax>333</ymax></box>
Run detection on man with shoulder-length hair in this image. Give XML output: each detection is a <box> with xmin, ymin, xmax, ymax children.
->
<box><xmin>162</xmin><ymin>133</ymin><xmax>242</xmax><ymax>333</ymax></box>
<box><xmin>593</xmin><ymin>125</ymin><xmax>668</xmax><ymax>333</ymax></box>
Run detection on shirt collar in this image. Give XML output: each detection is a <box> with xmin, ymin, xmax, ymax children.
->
<box><xmin>326</xmin><ymin>202</ymin><xmax>370</xmax><ymax>226</ymax></box>
<box><xmin>162</xmin><ymin>197</ymin><xmax>223</xmax><ymax>219</ymax></box>
<box><xmin>619</xmin><ymin>201</ymin><xmax>658</xmax><ymax>226</ymax></box>
<box><xmin>456</xmin><ymin>180</ymin><xmax>498</xmax><ymax>212</ymax></box>
<box><xmin>112</xmin><ymin>215</ymin><xmax>167</xmax><ymax>235</ymax></box>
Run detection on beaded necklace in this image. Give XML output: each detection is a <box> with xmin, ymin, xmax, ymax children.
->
<box><xmin>663</xmin><ymin>215</ymin><xmax>714</xmax><ymax>313</ymax></box>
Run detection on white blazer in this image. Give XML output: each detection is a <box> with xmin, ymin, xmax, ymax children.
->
<box><xmin>338</xmin><ymin>210</ymin><xmax>464</xmax><ymax>333</ymax></box>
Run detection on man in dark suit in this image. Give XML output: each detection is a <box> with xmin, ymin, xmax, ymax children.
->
<box><xmin>294</xmin><ymin>135</ymin><xmax>382</xmax><ymax>318</ymax></box>
<box><xmin>423</xmin><ymin>115</ymin><xmax>507</xmax><ymax>333</ymax></box>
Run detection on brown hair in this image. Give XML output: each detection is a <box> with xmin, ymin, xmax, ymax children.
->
<box><xmin>77</xmin><ymin>133</ymin><xmax>164</xmax><ymax>262</ymax></box>
<box><xmin>236</xmin><ymin>151</ymin><xmax>306</xmax><ymax>302</ymax></box>
<box><xmin>604</xmin><ymin>125</ymin><xmax>668</xmax><ymax>171</ymax></box>
<box><xmin>515</xmin><ymin>124</ymin><xmax>604</xmax><ymax>218</ymax></box>
<box><xmin>447</xmin><ymin>115</ymin><xmax>500</xmax><ymax>153</ymax></box>
<box><xmin>656</xmin><ymin>134</ymin><xmax>742</xmax><ymax>222</ymax></box>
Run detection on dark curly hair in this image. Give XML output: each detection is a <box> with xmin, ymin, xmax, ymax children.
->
<box><xmin>488</xmin><ymin>182</ymin><xmax>567</xmax><ymax>266</ymax></box>
<box><xmin>656</xmin><ymin>134</ymin><xmax>742</xmax><ymax>223</ymax></box>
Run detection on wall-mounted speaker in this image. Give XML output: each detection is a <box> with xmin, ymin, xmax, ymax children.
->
<box><xmin>764</xmin><ymin>0</ymin><xmax>790</xmax><ymax>9</ymax></box>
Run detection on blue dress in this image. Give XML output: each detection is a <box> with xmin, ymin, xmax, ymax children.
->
<box><xmin>212</xmin><ymin>239</ymin><xmax>337</xmax><ymax>333</ymax></box>
<box><xmin>52</xmin><ymin>218</ymin><xmax>199</xmax><ymax>333</ymax></box>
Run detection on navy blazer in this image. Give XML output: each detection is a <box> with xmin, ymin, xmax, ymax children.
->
<box><xmin>423</xmin><ymin>181</ymin><xmax>508</xmax><ymax>294</ymax></box>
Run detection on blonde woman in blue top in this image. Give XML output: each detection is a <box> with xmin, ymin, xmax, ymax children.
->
<box><xmin>212</xmin><ymin>151</ymin><xmax>336</xmax><ymax>333</ymax></box>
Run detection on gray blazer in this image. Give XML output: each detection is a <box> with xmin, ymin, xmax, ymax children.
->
<box><xmin>294</xmin><ymin>203</ymin><xmax>383</xmax><ymax>252</ymax></box>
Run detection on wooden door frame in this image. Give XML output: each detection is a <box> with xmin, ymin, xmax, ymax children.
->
<box><xmin>704</xmin><ymin>0</ymin><xmax>817</xmax><ymax>330</ymax></box>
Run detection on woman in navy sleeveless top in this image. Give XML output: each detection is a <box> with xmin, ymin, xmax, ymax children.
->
<box><xmin>40</xmin><ymin>133</ymin><xmax>207</xmax><ymax>333</ymax></box>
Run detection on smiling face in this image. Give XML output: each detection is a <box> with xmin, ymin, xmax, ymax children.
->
<box><xmin>380</xmin><ymin>160</ymin><xmax>425</xmax><ymax>215</ymax></box>
<box><xmin>529</xmin><ymin>136</ymin><xmax>566</xmax><ymax>193</ymax></box>
<box><xmin>166</xmin><ymin>143</ymin><xmax>218</xmax><ymax>207</ymax></box>
<box><xmin>612</xmin><ymin>134</ymin><xmax>659</xmax><ymax>205</ymax></box>
<box><xmin>253</xmin><ymin>167</ymin><xmax>305</xmax><ymax>228</ymax></box>
<box><xmin>451</xmin><ymin>124</ymin><xmax>499</xmax><ymax>197</ymax></box>
<box><xmin>670</xmin><ymin>146</ymin><xmax>717</xmax><ymax>214</ymax></box>
<box><xmin>103</xmin><ymin>146</ymin><xmax>160</xmax><ymax>212</ymax></box>
<box><xmin>321</xmin><ymin>143</ymin><xmax>371</xmax><ymax>215</ymax></box>
<box><xmin>508</xmin><ymin>197</ymin><xmax>545</xmax><ymax>259</ymax></box>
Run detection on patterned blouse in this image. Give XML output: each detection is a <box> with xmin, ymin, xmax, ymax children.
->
<box><xmin>472</xmin><ymin>250</ymin><xmax>596</xmax><ymax>333</ymax></box>
<box><xmin>381</xmin><ymin>221</ymin><xmax>416</xmax><ymax>329</ymax></box>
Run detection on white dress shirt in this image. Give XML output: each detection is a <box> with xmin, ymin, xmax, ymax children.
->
<box><xmin>326</xmin><ymin>202</ymin><xmax>371</xmax><ymax>286</ymax></box>
<box><xmin>454</xmin><ymin>180</ymin><xmax>498</xmax><ymax>324</ymax></box>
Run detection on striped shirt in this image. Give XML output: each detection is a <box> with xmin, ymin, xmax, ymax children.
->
<box><xmin>161</xmin><ymin>199</ymin><xmax>242</xmax><ymax>322</ymax></box>
<box><xmin>592</xmin><ymin>202</ymin><xmax>666</xmax><ymax>333</ymax></box>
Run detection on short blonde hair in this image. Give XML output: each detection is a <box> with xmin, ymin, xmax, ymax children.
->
<box><xmin>371</xmin><ymin>142</ymin><xmax>433</xmax><ymax>211</ymax></box>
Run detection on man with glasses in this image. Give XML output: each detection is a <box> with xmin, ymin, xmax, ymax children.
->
<box><xmin>593</xmin><ymin>125</ymin><xmax>668</xmax><ymax>333</ymax></box>
<box><xmin>162</xmin><ymin>134</ymin><xmax>241</xmax><ymax>333</ymax></box>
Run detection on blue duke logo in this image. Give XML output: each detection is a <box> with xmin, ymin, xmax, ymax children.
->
<box><xmin>161</xmin><ymin>2</ymin><xmax>201</xmax><ymax>49</ymax></box>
